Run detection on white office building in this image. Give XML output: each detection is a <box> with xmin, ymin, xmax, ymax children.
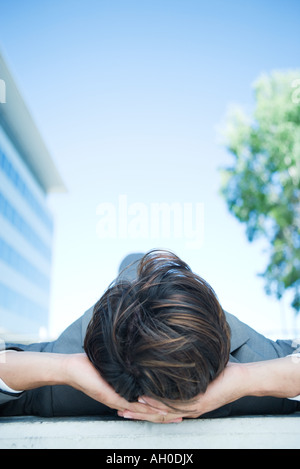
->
<box><xmin>0</xmin><ymin>50</ymin><xmax>65</xmax><ymax>339</ymax></box>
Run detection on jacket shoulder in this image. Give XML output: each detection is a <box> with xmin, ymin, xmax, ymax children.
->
<box><xmin>225</xmin><ymin>311</ymin><xmax>294</xmax><ymax>362</ymax></box>
<box><xmin>52</xmin><ymin>306</ymin><xmax>94</xmax><ymax>353</ymax></box>
<box><xmin>224</xmin><ymin>311</ymin><xmax>250</xmax><ymax>354</ymax></box>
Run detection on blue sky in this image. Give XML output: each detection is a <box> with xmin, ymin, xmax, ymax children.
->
<box><xmin>1</xmin><ymin>0</ymin><xmax>300</xmax><ymax>338</ymax></box>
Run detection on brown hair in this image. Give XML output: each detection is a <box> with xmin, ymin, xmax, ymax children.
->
<box><xmin>84</xmin><ymin>249</ymin><xmax>230</xmax><ymax>404</ymax></box>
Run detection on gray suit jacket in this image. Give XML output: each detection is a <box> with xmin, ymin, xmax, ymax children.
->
<box><xmin>0</xmin><ymin>307</ymin><xmax>299</xmax><ymax>418</ymax></box>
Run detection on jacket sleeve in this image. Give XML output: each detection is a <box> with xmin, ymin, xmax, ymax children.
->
<box><xmin>0</xmin><ymin>348</ymin><xmax>25</xmax><ymax>409</ymax></box>
<box><xmin>0</xmin><ymin>389</ymin><xmax>24</xmax><ymax>406</ymax></box>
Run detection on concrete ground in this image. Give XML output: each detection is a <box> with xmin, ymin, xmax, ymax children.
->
<box><xmin>0</xmin><ymin>414</ymin><xmax>299</xmax><ymax>449</ymax></box>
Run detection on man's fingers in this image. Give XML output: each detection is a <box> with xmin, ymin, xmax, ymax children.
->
<box><xmin>118</xmin><ymin>410</ymin><xmax>183</xmax><ymax>424</ymax></box>
<box><xmin>138</xmin><ymin>395</ymin><xmax>193</xmax><ymax>414</ymax></box>
<box><xmin>138</xmin><ymin>396</ymin><xmax>175</xmax><ymax>412</ymax></box>
<box><xmin>124</xmin><ymin>401</ymin><xmax>168</xmax><ymax>415</ymax></box>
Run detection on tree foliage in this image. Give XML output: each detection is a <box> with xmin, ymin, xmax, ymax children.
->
<box><xmin>220</xmin><ymin>70</ymin><xmax>300</xmax><ymax>313</ymax></box>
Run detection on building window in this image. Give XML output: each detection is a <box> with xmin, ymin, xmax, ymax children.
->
<box><xmin>0</xmin><ymin>192</ymin><xmax>52</xmax><ymax>261</ymax></box>
<box><xmin>0</xmin><ymin>282</ymin><xmax>48</xmax><ymax>324</ymax></box>
<box><xmin>0</xmin><ymin>237</ymin><xmax>50</xmax><ymax>291</ymax></box>
<box><xmin>0</xmin><ymin>146</ymin><xmax>54</xmax><ymax>232</ymax></box>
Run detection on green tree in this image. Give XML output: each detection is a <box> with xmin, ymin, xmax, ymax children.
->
<box><xmin>220</xmin><ymin>70</ymin><xmax>300</xmax><ymax>313</ymax></box>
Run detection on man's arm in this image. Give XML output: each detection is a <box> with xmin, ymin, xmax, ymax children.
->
<box><xmin>193</xmin><ymin>355</ymin><xmax>300</xmax><ymax>415</ymax></box>
<box><xmin>0</xmin><ymin>350</ymin><xmax>68</xmax><ymax>391</ymax></box>
<box><xmin>118</xmin><ymin>355</ymin><xmax>300</xmax><ymax>422</ymax></box>
<box><xmin>0</xmin><ymin>351</ymin><xmax>172</xmax><ymax>419</ymax></box>
<box><xmin>237</xmin><ymin>354</ymin><xmax>300</xmax><ymax>400</ymax></box>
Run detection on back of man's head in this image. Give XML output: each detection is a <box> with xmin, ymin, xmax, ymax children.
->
<box><xmin>84</xmin><ymin>249</ymin><xmax>230</xmax><ymax>404</ymax></box>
